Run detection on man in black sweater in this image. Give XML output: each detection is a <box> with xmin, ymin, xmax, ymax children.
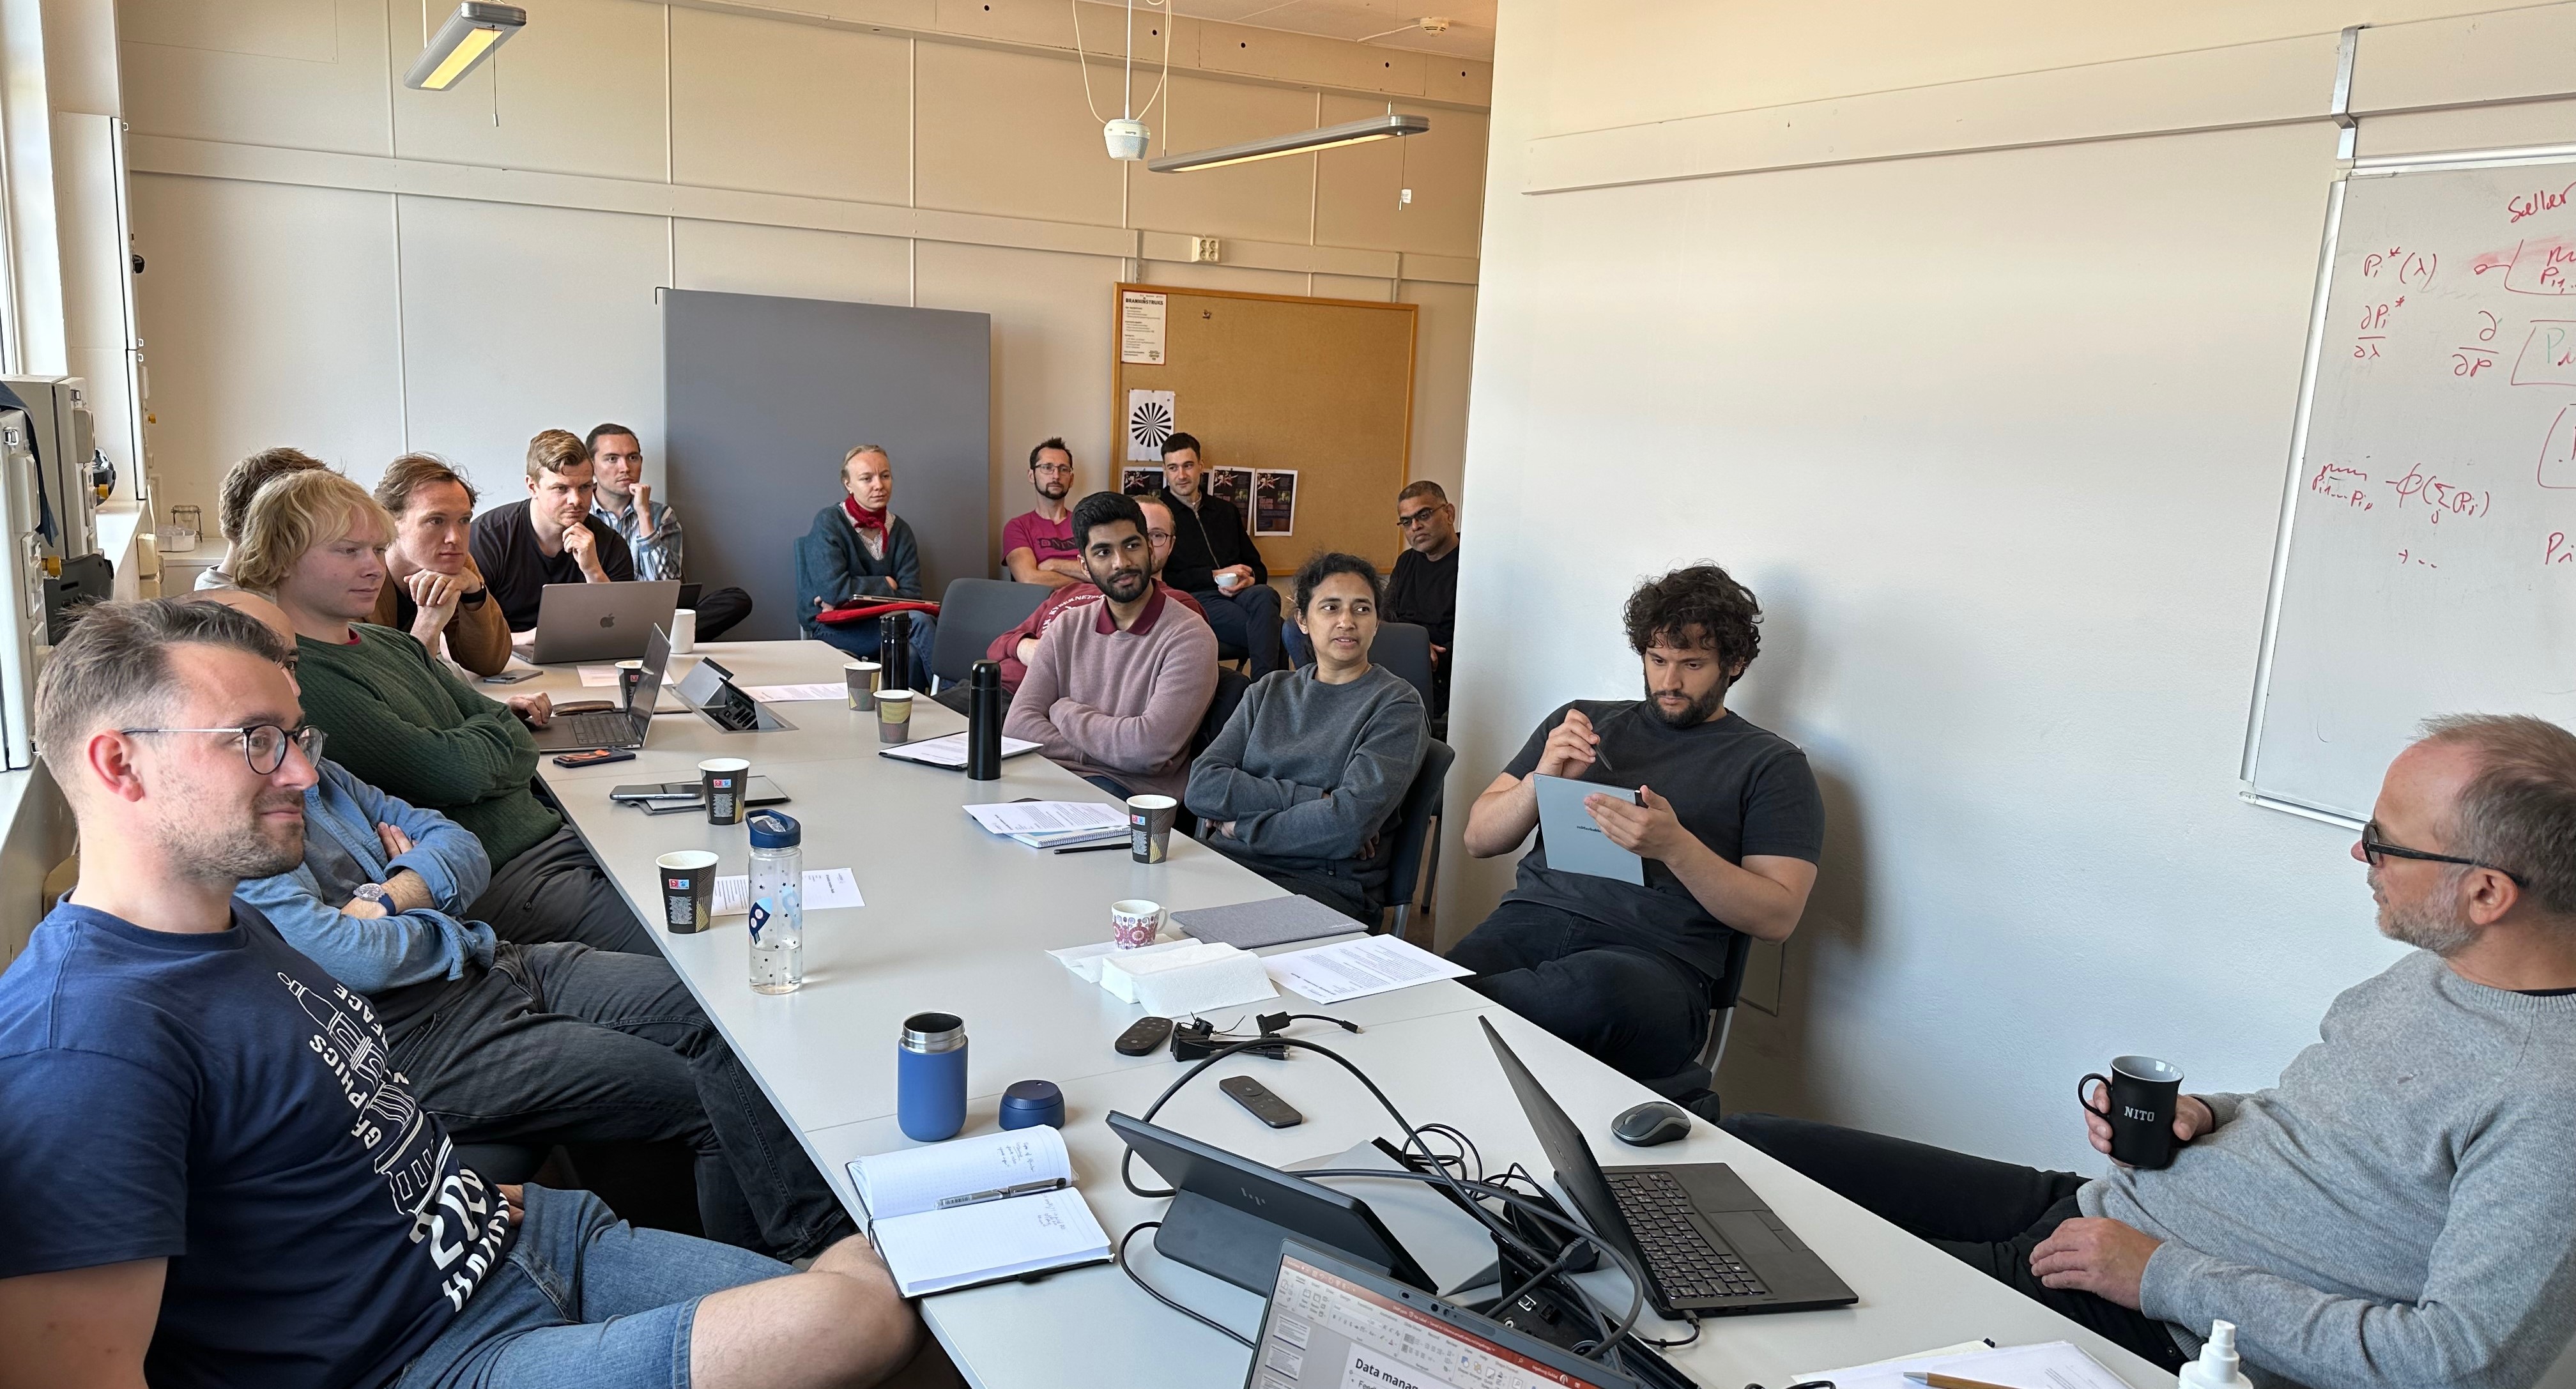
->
<box><xmin>1387</xmin><ymin>480</ymin><xmax>1459</xmax><ymax>721</ymax></box>
<box><xmin>1156</xmin><ymin>432</ymin><xmax>1282</xmax><ymax>675</ymax></box>
<box><xmin>469</xmin><ymin>429</ymin><xmax>635</xmax><ymax>631</ymax></box>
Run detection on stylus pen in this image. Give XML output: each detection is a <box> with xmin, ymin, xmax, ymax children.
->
<box><xmin>1055</xmin><ymin>841</ymin><xmax>1128</xmax><ymax>855</ymax></box>
<box><xmin>936</xmin><ymin>1178</ymin><xmax>1068</xmax><ymax>1209</ymax></box>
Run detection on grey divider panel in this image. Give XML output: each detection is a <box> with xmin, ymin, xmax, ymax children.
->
<box><xmin>661</xmin><ymin>289</ymin><xmax>991</xmax><ymax>641</ymax></box>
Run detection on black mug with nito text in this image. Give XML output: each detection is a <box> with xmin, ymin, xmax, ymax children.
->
<box><xmin>2080</xmin><ymin>1055</ymin><xmax>2185</xmax><ymax>1170</ymax></box>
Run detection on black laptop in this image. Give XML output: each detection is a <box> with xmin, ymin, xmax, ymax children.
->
<box><xmin>528</xmin><ymin>624</ymin><xmax>670</xmax><ymax>753</ymax></box>
<box><xmin>1482</xmin><ymin>1017</ymin><xmax>1857</xmax><ymax>1318</ymax></box>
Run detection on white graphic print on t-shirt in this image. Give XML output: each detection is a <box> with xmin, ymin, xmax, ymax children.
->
<box><xmin>282</xmin><ymin>972</ymin><xmax>510</xmax><ymax>1310</ymax></box>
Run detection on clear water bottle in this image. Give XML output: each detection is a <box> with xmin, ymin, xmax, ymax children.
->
<box><xmin>747</xmin><ymin>811</ymin><xmax>803</xmax><ymax>994</ymax></box>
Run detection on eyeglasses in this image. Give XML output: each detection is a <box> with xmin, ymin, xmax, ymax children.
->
<box><xmin>1031</xmin><ymin>463</ymin><xmax>1076</xmax><ymax>475</ymax></box>
<box><xmin>1147</xmin><ymin>530</ymin><xmax>1173</xmax><ymax>544</ymax></box>
<box><xmin>2359</xmin><ymin>824</ymin><xmax>2526</xmax><ymax>887</ymax></box>
<box><xmin>119</xmin><ymin>723</ymin><xmax>326</xmax><ymax>776</ymax></box>
<box><xmin>1397</xmin><ymin>508</ymin><xmax>1444</xmax><ymax>528</ymax></box>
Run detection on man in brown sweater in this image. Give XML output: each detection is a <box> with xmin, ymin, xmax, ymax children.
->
<box><xmin>1005</xmin><ymin>492</ymin><xmax>1216</xmax><ymax>799</ymax></box>
<box><xmin>369</xmin><ymin>454</ymin><xmax>511</xmax><ymax>676</ymax></box>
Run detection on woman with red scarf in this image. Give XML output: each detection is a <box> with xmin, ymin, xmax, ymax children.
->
<box><xmin>793</xmin><ymin>443</ymin><xmax>937</xmax><ymax>682</ymax></box>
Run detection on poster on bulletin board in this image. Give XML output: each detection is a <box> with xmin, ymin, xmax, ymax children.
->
<box><xmin>1120</xmin><ymin>466</ymin><xmax>1162</xmax><ymax>495</ymax></box>
<box><xmin>1126</xmin><ymin>390</ymin><xmax>1176</xmax><ymax>461</ymax></box>
<box><xmin>1253</xmin><ymin>469</ymin><xmax>1298</xmax><ymax>535</ymax></box>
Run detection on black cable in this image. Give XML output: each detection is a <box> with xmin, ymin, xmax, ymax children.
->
<box><xmin>1114</xmin><ymin>1220</ymin><xmax>1255</xmax><ymax>1349</ymax></box>
<box><xmin>1257</xmin><ymin>1011</ymin><xmax>1360</xmax><ymax>1034</ymax></box>
<box><xmin>1636</xmin><ymin>1310</ymin><xmax>1701</xmax><ymax>1349</ymax></box>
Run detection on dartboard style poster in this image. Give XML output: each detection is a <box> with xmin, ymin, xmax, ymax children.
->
<box><xmin>1126</xmin><ymin>390</ymin><xmax>1176</xmax><ymax>461</ymax></box>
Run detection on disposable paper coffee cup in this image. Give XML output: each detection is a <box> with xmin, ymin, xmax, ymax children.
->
<box><xmin>658</xmin><ymin>850</ymin><xmax>719</xmax><ymax>933</ymax></box>
<box><xmin>617</xmin><ymin>659</ymin><xmax>647</xmax><ymax>712</ymax></box>
<box><xmin>1128</xmin><ymin>794</ymin><xmax>1178</xmax><ymax>864</ymax></box>
<box><xmin>700</xmin><ymin>757</ymin><xmax>751</xmax><ymax>825</ymax></box>
<box><xmin>845</xmin><ymin>660</ymin><xmax>881</xmax><ymax>712</ymax></box>
<box><xmin>670</xmin><ymin>608</ymin><xmax>698</xmax><ymax>654</ymax></box>
<box><xmin>877</xmin><ymin>690</ymin><xmax>914</xmax><ymax>745</ymax></box>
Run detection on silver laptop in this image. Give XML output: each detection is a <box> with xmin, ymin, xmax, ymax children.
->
<box><xmin>529</xmin><ymin>625</ymin><xmax>671</xmax><ymax>753</ymax></box>
<box><xmin>528</xmin><ymin>581</ymin><xmax>680</xmax><ymax>664</ymax></box>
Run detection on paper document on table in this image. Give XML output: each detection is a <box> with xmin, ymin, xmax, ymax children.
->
<box><xmin>850</xmin><ymin>1126</ymin><xmax>1073</xmax><ymax>1221</ymax></box>
<box><xmin>577</xmin><ymin>664</ymin><xmax>678</xmax><ymax>687</ymax></box>
<box><xmin>739</xmin><ymin>682</ymin><xmax>843</xmax><ymax>702</ymax></box>
<box><xmin>1798</xmin><ymin>1340</ymin><xmax>2125</xmax><ymax>1389</ymax></box>
<box><xmin>710</xmin><ymin>869</ymin><xmax>864</xmax><ymax>916</ymax></box>
<box><xmin>965</xmin><ymin>801</ymin><xmax>1128</xmax><ymax>837</ymax></box>
<box><xmin>883</xmin><ymin>732</ymin><xmax>1043</xmax><ymax>769</ymax></box>
<box><xmin>1262</xmin><ymin>935</ymin><xmax>1470</xmax><ymax>1003</ymax></box>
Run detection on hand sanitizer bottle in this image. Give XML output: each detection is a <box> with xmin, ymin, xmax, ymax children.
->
<box><xmin>2180</xmin><ymin>1321</ymin><xmax>2253</xmax><ymax>1389</ymax></box>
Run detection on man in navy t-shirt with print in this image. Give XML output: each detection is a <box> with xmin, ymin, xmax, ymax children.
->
<box><xmin>0</xmin><ymin>599</ymin><xmax>919</xmax><ymax>1389</ymax></box>
<box><xmin>1451</xmin><ymin>565</ymin><xmax>1826</xmax><ymax>1089</ymax></box>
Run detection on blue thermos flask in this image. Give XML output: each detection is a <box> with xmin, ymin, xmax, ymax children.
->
<box><xmin>898</xmin><ymin>1012</ymin><xmax>967</xmax><ymax>1142</ymax></box>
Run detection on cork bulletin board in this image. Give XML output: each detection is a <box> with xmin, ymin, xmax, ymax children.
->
<box><xmin>1111</xmin><ymin>283</ymin><xmax>1418</xmax><ymax>577</ymax></box>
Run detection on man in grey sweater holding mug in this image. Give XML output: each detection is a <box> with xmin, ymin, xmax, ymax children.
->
<box><xmin>1726</xmin><ymin>714</ymin><xmax>2576</xmax><ymax>1389</ymax></box>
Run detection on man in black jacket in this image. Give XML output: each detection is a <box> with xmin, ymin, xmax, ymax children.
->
<box><xmin>1156</xmin><ymin>432</ymin><xmax>1282</xmax><ymax>675</ymax></box>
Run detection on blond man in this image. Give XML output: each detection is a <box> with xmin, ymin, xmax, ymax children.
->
<box><xmin>234</xmin><ymin>468</ymin><xmax>649</xmax><ymax>955</ymax></box>
<box><xmin>468</xmin><ymin>428</ymin><xmax>636</xmax><ymax>630</ymax></box>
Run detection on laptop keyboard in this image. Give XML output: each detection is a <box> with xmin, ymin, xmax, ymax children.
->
<box><xmin>1606</xmin><ymin>1170</ymin><xmax>1770</xmax><ymax>1301</ymax></box>
<box><xmin>555</xmin><ymin>710</ymin><xmax>637</xmax><ymax>746</ymax></box>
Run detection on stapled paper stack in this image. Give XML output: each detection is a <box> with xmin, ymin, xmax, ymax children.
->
<box><xmin>1046</xmin><ymin>937</ymin><xmax>1278</xmax><ymax>1014</ymax></box>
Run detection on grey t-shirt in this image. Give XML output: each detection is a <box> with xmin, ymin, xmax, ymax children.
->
<box><xmin>1501</xmin><ymin>700</ymin><xmax>1823</xmax><ymax>978</ymax></box>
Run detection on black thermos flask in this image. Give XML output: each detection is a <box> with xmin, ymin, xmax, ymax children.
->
<box><xmin>967</xmin><ymin>660</ymin><xmax>1004</xmax><ymax>781</ymax></box>
<box><xmin>878</xmin><ymin>614</ymin><xmax>910</xmax><ymax>693</ymax></box>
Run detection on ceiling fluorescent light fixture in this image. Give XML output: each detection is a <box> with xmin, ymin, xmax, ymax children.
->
<box><xmin>405</xmin><ymin>3</ymin><xmax>526</xmax><ymax>91</ymax></box>
<box><xmin>1148</xmin><ymin>112</ymin><xmax>1430</xmax><ymax>174</ymax></box>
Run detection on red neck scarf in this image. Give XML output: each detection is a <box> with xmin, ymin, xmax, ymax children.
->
<box><xmin>842</xmin><ymin>496</ymin><xmax>887</xmax><ymax>538</ymax></box>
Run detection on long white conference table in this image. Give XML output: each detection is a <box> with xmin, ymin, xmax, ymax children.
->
<box><xmin>512</xmin><ymin>638</ymin><xmax>2175</xmax><ymax>1389</ymax></box>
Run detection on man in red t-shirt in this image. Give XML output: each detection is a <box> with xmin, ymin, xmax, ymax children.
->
<box><xmin>988</xmin><ymin>494</ymin><xmax>1204</xmax><ymax>693</ymax></box>
<box><xmin>1001</xmin><ymin>438</ymin><xmax>1085</xmax><ymax>589</ymax></box>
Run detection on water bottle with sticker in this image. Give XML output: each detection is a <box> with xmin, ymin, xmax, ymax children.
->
<box><xmin>747</xmin><ymin>811</ymin><xmax>804</xmax><ymax>994</ymax></box>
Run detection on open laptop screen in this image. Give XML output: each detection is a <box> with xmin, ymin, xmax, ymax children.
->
<box><xmin>1246</xmin><ymin>1244</ymin><xmax>1634</xmax><ymax>1389</ymax></box>
<box><xmin>1480</xmin><ymin>1018</ymin><xmax>1630</xmax><ymax>1252</ymax></box>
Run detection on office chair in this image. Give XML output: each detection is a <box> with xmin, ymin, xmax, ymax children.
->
<box><xmin>1641</xmin><ymin>930</ymin><xmax>1756</xmax><ymax>1103</ymax></box>
<box><xmin>1375</xmin><ymin>739</ymin><xmax>1454</xmax><ymax>940</ymax></box>
<box><xmin>929</xmin><ymin>577</ymin><xmax>1046</xmax><ymax>688</ymax></box>
<box><xmin>1285</xmin><ymin>620</ymin><xmax>1434</xmax><ymax>709</ymax></box>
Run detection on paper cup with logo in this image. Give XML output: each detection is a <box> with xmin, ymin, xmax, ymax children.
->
<box><xmin>844</xmin><ymin>660</ymin><xmax>880</xmax><ymax>711</ymax></box>
<box><xmin>658</xmin><ymin>851</ymin><xmax>719</xmax><ymax>933</ymax></box>
<box><xmin>616</xmin><ymin>659</ymin><xmax>647</xmax><ymax>712</ymax></box>
<box><xmin>1111</xmin><ymin>899</ymin><xmax>1164</xmax><ymax>949</ymax></box>
<box><xmin>700</xmin><ymin>757</ymin><xmax>751</xmax><ymax>825</ymax></box>
<box><xmin>1128</xmin><ymin>795</ymin><xmax>1179</xmax><ymax>863</ymax></box>
<box><xmin>876</xmin><ymin>689</ymin><xmax>914</xmax><ymax>744</ymax></box>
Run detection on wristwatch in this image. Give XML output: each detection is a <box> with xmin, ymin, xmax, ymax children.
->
<box><xmin>351</xmin><ymin>882</ymin><xmax>390</xmax><ymax>907</ymax></box>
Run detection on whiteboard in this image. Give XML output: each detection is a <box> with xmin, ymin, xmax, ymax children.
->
<box><xmin>2246</xmin><ymin>157</ymin><xmax>2576</xmax><ymax>823</ymax></box>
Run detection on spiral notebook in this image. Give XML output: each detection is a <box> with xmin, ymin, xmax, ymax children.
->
<box><xmin>845</xmin><ymin>1127</ymin><xmax>1111</xmax><ymax>1296</ymax></box>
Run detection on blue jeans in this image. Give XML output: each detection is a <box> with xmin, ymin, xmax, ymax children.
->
<box><xmin>1192</xmin><ymin>584</ymin><xmax>1283</xmax><ymax>676</ymax></box>
<box><xmin>809</xmin><ymin>610</ymin><xmax>937</xmax><ymax>689</ymax></box>
<box><xmin>397</xmin><ymin>1184</ymin><xmax>790</xmax><ymax>1389</ymax></box>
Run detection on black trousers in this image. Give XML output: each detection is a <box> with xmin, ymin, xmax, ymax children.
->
<box><xmin>379</xmin><ymin>941</ymin><xmax>856</xmax><ymax>1262</ymax></box>
<box><xmin>468</xmin><ymin>825</ymin><xmax>656</xmax><ymax>956</ymax></box>
<box><xmin>691</xmin><ymin>585</ymin><xmax>754</xmax><ymax>641</ymax></box>
<box><xmin>1447</xmin><ymin>900</ymin><xmax>1710</xmax><ymax>1080</ymax></box>
<box><xmin>1720</xmin><ymin>1112</ymin><xmax>2189</xmax><ymax>1370</ymax></box>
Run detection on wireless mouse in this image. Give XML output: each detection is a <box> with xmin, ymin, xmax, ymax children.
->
<box><xmin>1610</xmin><ymin>1100</ymin><xmax>1693</xmax><ymax>1147</ymax></box>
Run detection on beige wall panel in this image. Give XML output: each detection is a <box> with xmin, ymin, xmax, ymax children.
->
<box><xmin>2355</xmin><ymin>96</ymin><xmax>2576</xmax><ymax>160</ymax></box>
<box><xmin>127</xmin><ymin>173</ymin><xmax>406</xmax><ymax>525</ymax></box>
<box><xmin>916</xmin><ymin>42</ymin><xmax>1123</xmax><ymax>227</ymax></box>
<box><xmin>1397</xmin><ymin>277</ymin><xmax>1473</xmax><ymax>509</ymax></box>
<box><xmin>670</xmin><ymin>8</ymin><xmax>910</xmax><ymax>205</ymax></box>
<box><xmin>1197</xmin><ymin>20</ymin><xmax>1422</xmax><ymax>96</ymax></box>
<box><xmin>1422</xmin><ymin>56</ymin><xmax>1491</xmax><ymax>106</ymax></box>
<box><xmin>1309</xmin><ymin>273</ymin><xmax>1393</xmax><ymax>301</ymax></box>
<box><xmin>395</xmin><ymin>196</ymin><xmax>668</xmax><ymax>502</ymax></box>
<box><xmin>1128</xmin><ymin>75</ymin><xmax>1317</xmax><ymax>243</ymax></box>
<box><xmin>1315</xmin><ymin>97</ymin><xmax>1485</xmax><ymax>257</ymax></box>
<box><xmin>118</xmin><ymin>0</ymin><xmax>391</xmax><ymax>155</ymax></box>
<box><xmin>671</xmin><ymin>219</ymin><xmax>912</xmax><ymax>309</ymax></box>
<box><xmin>936</xmin><ymin>0</ymin><xmax>1197</xmax><ymax>65</ymax></box>
<box><xmin>1135</xmin><ymin>260</ymin><xmax>1309</xmax><ymax>296</ymax></box>
<box><xmin>391</xmin><ymin>0</ymin><xmax>665</xmax><ymax>182</ymax></box>
<box><xmin>914</xmin><ymin>240</ymin><xmax>1121</xmax><ymax>546</ymax></box>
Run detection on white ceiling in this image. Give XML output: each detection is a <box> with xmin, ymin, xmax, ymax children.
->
<box><xmin>1167</xmin><ymin>0</ymin><xmax>1499</xmax><ymax>62</ymax></box>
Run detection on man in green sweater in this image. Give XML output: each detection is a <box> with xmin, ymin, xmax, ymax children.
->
<box><xmin>232</xmin><ymin>467</ymin><xmax>652</xmax><ymax>955</ymax></box>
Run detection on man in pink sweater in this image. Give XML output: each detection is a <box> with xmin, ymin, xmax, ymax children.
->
<box><xmin>1006</xmin><ymin>492</ymin><xmax>1218</xmax><ymax>799</ymax></box>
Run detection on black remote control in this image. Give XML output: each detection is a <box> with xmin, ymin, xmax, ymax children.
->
<box><xmin>1220</xmin><ymin>1075</ymin><xmax>1303</xmax><ymax>1128</ymax></box>
<box><xmin>1113</xmin><ymin>1017</ymin><xmax>1174</xmax><ymax>1057</ymax></box>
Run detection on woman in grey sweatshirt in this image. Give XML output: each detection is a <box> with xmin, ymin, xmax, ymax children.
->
<box><xmin>1188</xmin><ymin>553</ymin><xmax>1429</xmax><ymax>921</ymax></box>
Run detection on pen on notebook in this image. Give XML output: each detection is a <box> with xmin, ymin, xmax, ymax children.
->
<box><xmin>1056</xmin><ymin>841</ymin><xmax>1127</xmax><ymax>855</ymax></box>
<box><xmin>1903</xmin><ymin>1373</ymin><xmax>2019</xmax><ymax>1389</ymax></box>
<box><xmin>936</xmin><ymin>1177</ymin><xmax>1068</xmax><ymax>1209</ymax></box>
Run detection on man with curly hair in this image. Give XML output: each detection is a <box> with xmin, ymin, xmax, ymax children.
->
<box><xmin>1452</xmin><ymin>564</ymin><xmax>1824</xmax><ymax>1084</ymax></box>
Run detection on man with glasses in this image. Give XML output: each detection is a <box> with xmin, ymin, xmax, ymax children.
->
<box><xmin>1291</xmin><ymin>480</ymin><xmax>1460</xmax><ymax>718</ymax></box>
<box><xmin>585</xmin><ymin>422</ymin><xmax>755</xmax><ymax>640</ymax></box>
<box><xmin>0</xmin><ymin>596</ymin><xmax>922</xmax><ymax>1389</ymax></box>
<box><xmin>1723</xmin><ymin>716</ymin><xmax>2576</xmax><ymax>1389</ymax></box>
<box><xmin>1004</xmin><ymin>437</ymin><xmax>1087</xmax><ymax>589</ymax></box>
<box><xmin>985</xmin><ymin>493</ymin><xmax>1203</xmax><ymax>695</ymax></box>
<box><xmin>233</xmin><ymin>468</ymin><xmax>652</xmax><ymax>956</ymax></box>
